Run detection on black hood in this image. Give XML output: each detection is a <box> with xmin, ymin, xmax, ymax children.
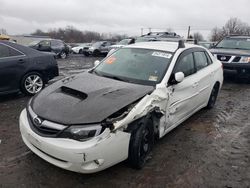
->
<box><xmin>210</xmin><ymin>48</ymin><xmax>250</xmax><ymax>56</ymax></box>
<box><xmin>31</xmin><ymin>72</ymin><xmax>154</xmax><ymax>125</ymax></box>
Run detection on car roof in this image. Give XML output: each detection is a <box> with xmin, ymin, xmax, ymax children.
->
<box><xmin>0</xmin><ymin>40</ymin><xmax>48</xmax><ymax>55</ymax></box>
<box><xmin>126</xmin><ymin>41</ymin><xmax>200</xmax><ymax>52</ymax></box>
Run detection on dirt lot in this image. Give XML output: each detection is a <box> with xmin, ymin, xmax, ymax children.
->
<box><xmin>0</xmin><ymin>55</ymin><xmax>250</xmax><ymax>188</ymax></box>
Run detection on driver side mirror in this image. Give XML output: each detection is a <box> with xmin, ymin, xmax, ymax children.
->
<box><xmin>169</xmin><ymin>72</ymin><xmax>185</xmax><ymax>85</ymax></box>
<box><xmin>94</xmin><ymin>60</ymin><xmax>101</xmax><ymax>67</ymax></box>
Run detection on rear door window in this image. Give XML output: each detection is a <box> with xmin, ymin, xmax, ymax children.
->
<box><xmin>194</xmin><ymin>51</ymin><xmax>209</xmax><ymax>71</ymax></box>
<box><xmin>0</xmin><ymin>44</ymin><xmax>23</xmax><ymax>58</ymax></box>
<box><xmin>51</xmin><ymin>40</ymin><xmax>64</xmax><ymax>47</ymax></box>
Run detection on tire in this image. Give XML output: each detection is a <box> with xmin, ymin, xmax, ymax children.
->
<box><xmin>79</xmin><ymin>49</ymin><xmax>83</xmax><ymax>54</ymax></box>
<box><xmin>128</xmin><ymin>118</ymin><xmax>154</xmax><ymax>169</ymax></box>
<box><xmin>93</xmin><ymin>50</ymin><xmax>100</xmax><ymax>57</ymax></box>
<box><xmin>206</xmin><ymin>84</ymin><xmax>219</xmax><ymax>109</ymax></box>
<box><xmin>60</xmin><ymin>51</ymin><xmax>67</xmax><ymax>59</ymax></box>
<box><xmin>84</xmin><ymin>52</ymin><xmax>90</xmax><ymax>57</ymax></box>
<box><xmin>20</xmin><ymin>72</ymin><xmax>45</xmax><ymax>96</ymax></box>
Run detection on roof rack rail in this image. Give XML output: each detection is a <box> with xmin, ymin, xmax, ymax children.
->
<box><xmin>178</xmin><ymin>40</ymin><xmax>185</xmax><ymax>48</ymax></box>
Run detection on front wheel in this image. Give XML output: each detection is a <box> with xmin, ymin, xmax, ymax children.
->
<box><xmin>60</xmin><ymin>51</ymin><xmax>67</xmax><ymax>59</ymax></box>
<box><xmin>20</xmin><ymin>72</ymin><xmax>44</xmax><ymax>95</ymax></box>
<box><xmin>128</xmin><ymin>118</ymin><xmax>154</xmax><ymax>169</ymax></box>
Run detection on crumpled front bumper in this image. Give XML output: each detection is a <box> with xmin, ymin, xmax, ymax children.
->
<box><xmin>19</xmin><ymin>109</ymin><xmax>130</xmax><ymax>173</ymax></box>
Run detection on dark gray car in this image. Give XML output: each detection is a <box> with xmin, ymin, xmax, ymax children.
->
<box><xmin>210</xmin><ymin>35</ymin><xmax>250</xmax><ymax>75</ymax></box>
<box><xmin>0</xmin><ymin>40</ymin><xmax>59</xmax><ymax>95</ymax></box>
<box><xmin>29</xmin><ymin>39</ymin><xmax>70</xmax><ymax>59</ymax></box>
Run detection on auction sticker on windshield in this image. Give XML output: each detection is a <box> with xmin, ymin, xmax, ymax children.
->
<box><xmin>148</xmin><ymin>75</ymin><xmax>158</xmax><ymax>81</ymax></box>
<box><xmin>152</xmin><ymin>52</ymin><xmax>172</xmax><ymax>59</ymax></box>
<box><xmin>105</xmin><ymin>57</ymin><xmax>116</xmax><ymax>64</ymax></box>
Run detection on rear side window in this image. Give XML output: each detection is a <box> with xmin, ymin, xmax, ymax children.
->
<box><xmin>174</xmin><ymin>53</ymin><xmax>195</xmax><ymax>77</ymax></box>
<box><xmin>0</xmin><ymin>44</ymin><xmax>23</xmax><ymax>58</ymax></box>
<box><xmin>194</xmin><ymin>51</ymin><xmax>209</xmax><ymax>71</ymax></box>
<box><xmin>205</xmin><ymin>52</ymin><xmax>213</xmax><ymax>65</ymax></box>
<box><xmin>39</xmin><ymin>40</ymin><xmax>50</xmax><ymax>47</ymax></box>
<box><xmin>51</xmin><ymin>40</ymin><xmax>64</xmax><ymax>47</ymax></box>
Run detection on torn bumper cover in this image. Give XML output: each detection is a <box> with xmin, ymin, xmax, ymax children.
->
<box><xmin>19</xmin><ymin>109</ymin><xmax>130</xmax><ymax>174</ymax></box>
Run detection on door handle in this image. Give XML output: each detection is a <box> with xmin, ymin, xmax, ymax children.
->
<box><xmin>193</xmin><ymin>82</ymin><xmax>199</xmax><ymax>87</ymax></box>
<box><xmin>18</xmin><ymin>59</ymin><xmax>25</xmax><ymax>63</ymax></box>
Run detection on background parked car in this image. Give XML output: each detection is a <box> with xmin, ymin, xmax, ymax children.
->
<box><xmin>72</xmin><ymin>43</ymin><xmax>92</xmax><ymax>54</ymax></box>
<box><xmin>210</xmin><ymin>35</ymin><xmax>250</xmax><ymax>76</ymax></box>
<box><xmin>0</xmin><ymin>40</ymin><xmax>59</xmax><ymax>95</ymax></box>
<box><xmin>199</xmin><ymin>41</ymin><xmax>216</xmax><ymax>49</ymax></box>
<box><xmin>28</xmin><ymin>39</ymin><xmax>70</xmax><ymax>59</ymax></box>
<box><xmin>85</xmin><ymin>41</ymin><xmax>114</xmax><ymax>56</ymax></box>
<box><xmin>109</xmin><ymin>38</ymin><xmax>135</xmax><ymax>50</ymax></box>
<box><xmin>107</xmin><ymin>38</ymin><xmax>135</xmax><ymax>56</ymax></box>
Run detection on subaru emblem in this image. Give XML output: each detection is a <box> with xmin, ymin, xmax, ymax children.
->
<box><xmin>33</xmin><ymin>117</ymin><xmax>42</xmax><ymax>127</ymax></box>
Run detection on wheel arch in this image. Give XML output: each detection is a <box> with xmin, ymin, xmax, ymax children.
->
<box><xmin>125</xmin><ymin>108</ymin><xmax>163</xmax><ymax>138</ymax></box>
<box><xmin>20</xmin><ymin>70</ymin><xmax>47</xmax><ymax>85</ymax></box>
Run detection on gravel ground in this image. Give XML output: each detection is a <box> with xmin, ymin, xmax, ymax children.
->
<box><xmin>0</xmin><ymin>54</ymin><xmax>250</xmax><ymax>188</ymax></box>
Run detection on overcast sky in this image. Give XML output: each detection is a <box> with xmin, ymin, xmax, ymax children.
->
<box><xmin>1</xmin><ymin>0</ymin><xmax>250</xmax><ymax>39</ymax></box>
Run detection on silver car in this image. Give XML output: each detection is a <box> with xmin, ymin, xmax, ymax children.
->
<box><xmin>86</xmin><ymin>41</ymin><xmax>113</xmax><ymax>56</ymax></box>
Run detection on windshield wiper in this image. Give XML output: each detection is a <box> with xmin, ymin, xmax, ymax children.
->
<box><xmin>91</xmin><ymin>69</ymin><xmax>102</xmax><ymax>76</ymax></box>
<box><xmin>102</xmin><ymin>74</ymin><xmax>127</xmax><ymax>82</ymax></box>
<box><xmin>91</xmin><ymin>70</ymin><xmax>130</xmax><ymax>83</ymax></box>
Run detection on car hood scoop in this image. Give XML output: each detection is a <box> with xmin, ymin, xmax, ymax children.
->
<box><xmin>61</xmin><ymin>86</ymin><xmax>88</xmax><ymax>100</ymax></box>
<box><xmin>31</xmin><ymin>72</ymin><xmax>154</xmax><ymax>125</ymax></box>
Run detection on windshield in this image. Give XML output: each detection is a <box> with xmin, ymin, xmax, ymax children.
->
<box><xmin>92</xmin><ymin>48</ymin><xmax>172</xmax><ymax>86</ymax></box>
<box><xmin>216</xmin><ymin>38</ymin><xmax>250</xmax><ymax>50</ymax></box>
<box><xmin>28</xmin><ymin>40</ymin><xmax>41</xmax><ymax>46</ymax></box>
<box><xmin>92</xmin><ymin>42</ymin><xmax>103</xmax><ymax>47</ymax></box>
<box><xmin>118</xmin><ymin>39</ymin><xmax>131</xmax><ymax>45</ymax></box>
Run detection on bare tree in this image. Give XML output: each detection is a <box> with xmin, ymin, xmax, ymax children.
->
<box><xmin>193</xmin><ymin>32</ymin><xmax>204</xmax><ymax>41</ymax></box>
<box><xmin>32</xmin><ymin>26</ymin><xmax>127</xmax><ymax>43</ymax></box>
<box><xmin>210</xmin><ymin>18</ymin><xmax>250</xmax><ymax>41</ymax></box>
<box><xmin>0</xmin><ymin>28</ymin><xmax>7</xmax><ymax>35</ymax></box>
<box><xmin>210</xmin><ymin>27</ymin><xmax>224</xmax><ymax>42</ymax></box>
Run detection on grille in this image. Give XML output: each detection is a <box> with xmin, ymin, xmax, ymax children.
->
<box><xmin>217</xmin><ymin>55</ymin><xmax>231</xmax><ymax>62</ymax></box>
<box><xmin>27</xmin><ymin>107</ymin><xmax>67</xmax><ymax>137</ymax></box>
<box><xmin>233</xmin><ymin>56</ymin><xmax>241</xmax><ymax>62</ymax></box>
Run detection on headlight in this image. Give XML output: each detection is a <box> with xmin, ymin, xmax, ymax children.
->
<box><xmin>240</xmin><ymin>57</ymin><xmax>250</xmax><ymax>63</ymax></box>
<box><xmin>59</xmin><ymin>124</ymin><xmax>103</xmax><ymax>141</ymax></box>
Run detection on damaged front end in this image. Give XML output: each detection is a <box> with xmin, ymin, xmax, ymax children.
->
<box><xmin>105</xmin><ymin>85</ymin><xmax>170</xmax><ymax>138</ymax></box>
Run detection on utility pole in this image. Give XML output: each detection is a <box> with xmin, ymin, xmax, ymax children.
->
<box><xmin>149</xmin><ymin>27</ymin><xmax>151</xmax><ymax>33</ymax></box>
<box><xmin>187</xmin><ymin>26</ymin><xmax>191</xmax><ymax>39</ymax></box>
<box><xmin>141</xmin><ymin>28</ymin><xmax>143</xmax><ymax>36</ymax></box>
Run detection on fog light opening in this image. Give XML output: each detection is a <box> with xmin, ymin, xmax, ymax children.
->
<box><xmin>94</xmin><ymin>159</ymin><xmax>104</xmax><ymax>166</ymax></box>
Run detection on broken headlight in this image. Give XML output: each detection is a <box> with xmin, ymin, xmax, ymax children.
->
<box><xmin>59</xmin><ymin>125</ymin><xmax>103</xmax><ymax>141</ymax></box>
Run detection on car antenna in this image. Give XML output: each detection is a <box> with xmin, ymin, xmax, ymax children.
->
<box><xmin>178</xmin><ymin>40</ymin><xmax>185</xmax><ymax>48</ymax></box>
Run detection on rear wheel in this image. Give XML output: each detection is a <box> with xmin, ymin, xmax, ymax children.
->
<box><xmin>84</xmin><ymin>52</ymin><xmax>90</xmax><ymax>57</ymax></box>
<box><xmin>20</xmin><ymin>72</ymin><xmax>44</xmax><ymax>95</ymax></box>
<box><xmin>93</xmin><ymin>50</ymin><xmax>100</xmax><ymax>57</ymax></box>
<box><xmin>206</xmin><ymin>84</ymin><xmax>219</xmax><ymax>109</ymax></box>
<box><xmin>128</xmin><ymin>118</ymin><xmax>154</xmax><ymax>169</ymax></box>
<box><xmin>60</xmin><ymin>51</ymin><xmax>67</xmax><ymax>59</ymax></box>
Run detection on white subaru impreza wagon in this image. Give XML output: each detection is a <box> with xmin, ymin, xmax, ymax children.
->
<box><xmin>19</xmin><ymin>41</ymin><xmax>223</xmax><ymax>173</ymax></box>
